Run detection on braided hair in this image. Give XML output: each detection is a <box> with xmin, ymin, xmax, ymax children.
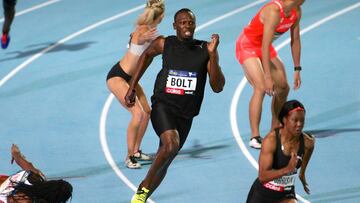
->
<box><xmin>9</xmin><ymin>172</ymin><xmax>73</xmax><ymax>203</ymax></box>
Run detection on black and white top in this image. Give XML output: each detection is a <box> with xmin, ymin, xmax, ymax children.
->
<box><xmin>262</xmin><ymin>129</ymin><xmax>305</xmax><ymax>193</ymax></box>
<box><xmin>0</xmin><ymin>170</ymin><xmax>31</xmax><ymax>203</ymax></box>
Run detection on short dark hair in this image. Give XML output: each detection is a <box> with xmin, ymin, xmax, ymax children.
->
<box><xmin>278</xmin><ymin>100</ymin><xmax>306</xmax><ymax>125</ymax></box>
<box><xmin>174</xmin><ymin>8</ymin><xmax>194</xmax><ymax>21</ymax></box>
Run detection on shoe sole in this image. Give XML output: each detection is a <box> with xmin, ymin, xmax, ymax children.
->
<box><xmin>125</xmin><ymin>161</ymin><xmax>142</xmax><ymax>169</ymax></box>
<box><xmin>249</xmin><ymin>143</ymin><xmax>261</xmax><ymax>149</ymax></box>
<box><xmin>126</xmin><ymin>165</ymin><xmax>142</xmax><ymax>169</ymax></box>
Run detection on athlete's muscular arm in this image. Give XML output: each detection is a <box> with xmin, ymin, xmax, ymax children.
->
<box><xmin>125</xmin><ymin>36</ymin><xmax>165</xmax><ymax>107</ymax></box>
<box><xmin>290</xmin><ymin>6</ymin><xmax>302</xmax><ymax>90</ymax></box>
<box><xmin>261</xmin><ymin>5</ymin><xmax>280</xmax><ymax>96</ymax></box>
<box><xmin>299</xmin><ymin>132</ymin><xmax>315</xmax><ymax>194</ymax></box>
<box><xmin>258</xmin><ymin>132</ymin><xmax>297</xmax><ymax>183</ymax></box>
<box><xmin>206</xmin><ymin>34</ymin><xmax>225</xmax><ymax>93</ymax></box>
<box><xmin>11</xmin><ymin>144</ymin><xmax>46</xmax><ymax>180</ymax></box>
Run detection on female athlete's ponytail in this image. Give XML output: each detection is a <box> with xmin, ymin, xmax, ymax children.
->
<box><xmin>137</xmin><ymin>0</ymin><xmax>165</xmax><ymax>25</ymax></box>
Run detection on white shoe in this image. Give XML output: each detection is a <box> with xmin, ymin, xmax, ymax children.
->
<box><xmin>125</xmin><ymin>156</ymin><xmax>141</xmax><ymax>169</ymax></box>
<box><xmin>249</xmin><ymin>136</ymin><xmax>262</xmax><ymax>149</ymax></box>
<box><xmin>134</xmin><ymin>150</ymin><xmax>154</xmax><ymax>161</ymax></box>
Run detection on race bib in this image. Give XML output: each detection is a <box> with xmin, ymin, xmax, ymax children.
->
<box><xmin>165</xmin><ymin>70</ymin><xmax>197</xmax><ymax>95</ymax></box>
<box><xmin>263</xmin><ymin>172</ymin><xmax>296</xmax><ymax>192</ymax></box>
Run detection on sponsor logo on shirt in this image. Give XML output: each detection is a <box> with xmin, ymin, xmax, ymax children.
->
<box><xmin>263</xmin><ymin>171</ymin><xmax>296</xmax><ymax>192</ymax></box>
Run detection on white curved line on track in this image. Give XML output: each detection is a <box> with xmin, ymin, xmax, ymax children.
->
<box><xmin>0</xmin><ymin>0</ymin><xmax>61</xmax><ymax>23</ymax></box>
<box><xmin>230</xmin><ymin>2</ymin><xmax>360</xmax><ymax>203</ymax></box>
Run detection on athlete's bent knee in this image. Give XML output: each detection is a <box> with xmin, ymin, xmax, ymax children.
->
<box><xmin>276</xmin><ymin>84</ymin><xmax>289</xmax><ymax>96</ymax></box>
<box><xmin>161</xmin><ymin>133</ymin><xmax>180</xmax><ymax>157</ymax></box>
<box><xmin>131</xmin><ymin>108</ymin><xmax>146</xmax><ymax>123</ymax></box>
<box><xmin>163</xmin><ymin>141</ymin><xmax>179</xmax><ymax>157</ymax></box>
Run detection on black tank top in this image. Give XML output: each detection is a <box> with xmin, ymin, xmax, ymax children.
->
<box><xmin>151</xmin><ymin>36</ymin><xmax>209</xmax><ymax>118</ymax></box>
<box><xmin>254</xmin><ymin>129</ymin><xmax>305</xmax><ymax>195</ymax></box>
<box><xmin>272</xmin><ymin>128</ymin><xmax>305</xmax><ymax>169</ymax></box>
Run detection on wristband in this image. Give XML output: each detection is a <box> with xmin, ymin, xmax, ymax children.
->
<box><xmin>294</xmin><ymin>66</ymin><xmax>302</xmax><ymax>71</ymax></box>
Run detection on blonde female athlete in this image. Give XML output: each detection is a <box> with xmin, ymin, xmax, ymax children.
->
<box><xmin>106</xmin><ymin>0</ymin><xmax>165</xmax><ymax>169</ymax></box>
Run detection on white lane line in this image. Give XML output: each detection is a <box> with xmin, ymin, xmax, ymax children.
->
<box><xmin>0</xmin><ymin>0</ymin><xmax>61</xmax><ymax>23</ymax></box>
<box><xmin>276</xmin><ymin>2</ymin><xmax>360</xmax><ymax>51</ymax></box>
<box><xmin>99</xmin><ymin>0</ymin><xmax>268</xmax><ymax>201</ymax></box>
<box><xmin>0</xmin><ymin>4</ymin><xmax>145</xmax><ymax>88</ymax></box>
<box><xmin>196</xmin><ymin>0</ymin><xmax>266</xmax><ymax>31</ymax></box>
<box><xmin>230</xmin><ymin>2</ymin><xmax>360</xmax><ymax>203</ymax></box>
<box><xmin>99</xmin><ymin>94</ymin><xmax>155</xmax><ymax>201</ymax></box>
<box><xmin>230</xmin><ymin>77</ymin><xmax>258</xmax><ymax>167</ymax></box>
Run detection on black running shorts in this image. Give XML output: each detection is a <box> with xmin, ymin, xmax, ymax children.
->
<box><xmin>151</xmin><ymin>102</ymin><xmax>193</xmax><ymax>149</ymax></box>
<box><xmin>246</xmin><ymin>179</ymin><xmax>296</xmax><ymax>203</ymax></box>
<box><xmin>3</xmin><ymin>0</ymin><xmax>17</xmax><ymax>8</ymax></box>
<box><xmin>106</xmin><ymin>62</ymin><xmax>132</xmax><ymax>82</ymax></box>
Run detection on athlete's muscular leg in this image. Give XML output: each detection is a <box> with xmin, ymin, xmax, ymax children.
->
<box><xmin>146</xmin><ymin>157</ymin><xmax>171</xmax><ymax>197</ymax></box>
<box><xmin>134</xmin><ymin>84</ymin><xmax>151</xmax><ymax>153</ymax></box>
<box><xmin>107</xmin><ymin>77</ymin><xmax>148</xmax><ymax>158</ymax></box>
<box><xmin>141</xmin><ymin>129</ymin><xmax>180</xmax><ymax>195</ymax></box>
<box><xmin>242</xmin><ymin>57</ymin><xmax>266</xmax><ymax>138</ymax></box>
<box><xmin>270</xmin><ymin>57</ymin><xmax>289</xmax><ymax>130</ymax></box>
<box><xmin>2</xmin><ymin>0</ymin><xmax>16</xmax><ymax>34</ymax></box>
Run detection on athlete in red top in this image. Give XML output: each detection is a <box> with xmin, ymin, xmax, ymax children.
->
<box><xmin>235</xmin><ymin>0</ymin><xmax>305</xmax><ymax>149</ymax></box>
